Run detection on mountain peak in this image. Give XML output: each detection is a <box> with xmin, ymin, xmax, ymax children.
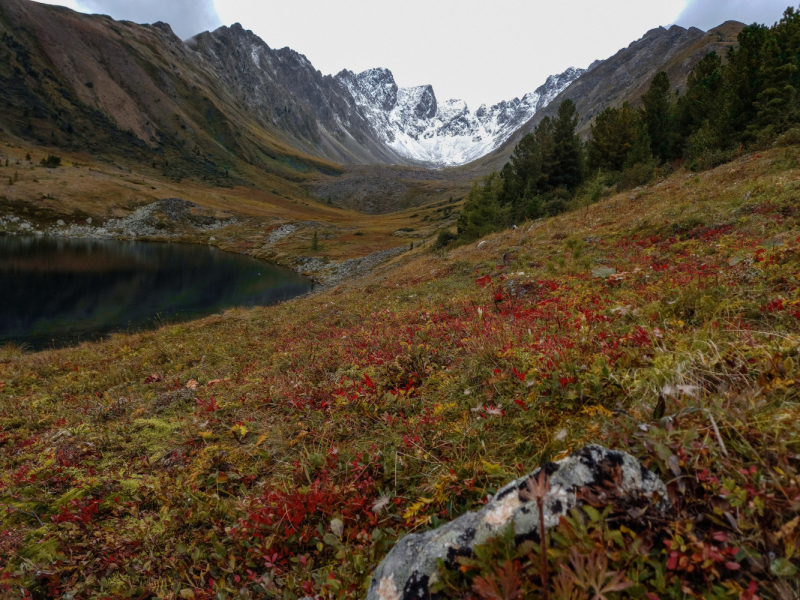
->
<box><xmin>335</xmin><ymin>65</ymin><xmax>584</xmax><ymax>166</ymax></box>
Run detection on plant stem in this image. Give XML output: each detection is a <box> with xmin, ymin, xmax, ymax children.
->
<box><xmin>538</xmin><ymin>497</ymin><xmax>549</xmax><ymax>600</ymax></box>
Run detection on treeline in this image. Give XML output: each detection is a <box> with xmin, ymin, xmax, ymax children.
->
<box><xmin>446</xmin><ymin>7</ymin><xmax>800</xmax><ymax>246</ymax></box>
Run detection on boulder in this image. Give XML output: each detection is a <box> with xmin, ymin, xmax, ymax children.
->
<box><xmin>367</xmin><ymin>445</ymin><xmax>668</xmax><ymax>600</ymax></box>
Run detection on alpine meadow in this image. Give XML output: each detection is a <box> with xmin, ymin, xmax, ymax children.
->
<box><xmin>1</xmin><ymin>2</ymin><xmax>800</xmax><ymax>600</ymax></box>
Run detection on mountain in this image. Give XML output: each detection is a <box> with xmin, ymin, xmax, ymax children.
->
<box><xmin>460</xmin><ymin>21</ymin><xmax>744</xmax><ymax>173</ymax></box>
<box><xmin>0</xmin><ymin>0</ymin><xmax>350</xmax><ymax>188</ymax></box>
<box><xmin>0</xmin><ymin>0</ymin><xmax>582</xmax><ymax>173</ymax></box>
<box><xmin>0</xmin><ymin>0</ymin><xmax>748</xmax><ymax>213</ymax></box>
<box><xmin>336</xmin><ymin>67</ymin><xmax>584</xmax><ymax>167</ymax></box>
<box><xmin>185</xmin><ymin>24</ymin><xmax>408</xmax><ymax>166</ymax></box>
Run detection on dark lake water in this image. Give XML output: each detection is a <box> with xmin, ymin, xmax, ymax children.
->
<box><xmin>0</xmin><ymin>235</ymin><xmax>314</xmax><ymax>350</ymax></box>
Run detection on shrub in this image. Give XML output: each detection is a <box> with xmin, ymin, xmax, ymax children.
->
<box><xmin>774</xmin><ymin>127</ymin><xmax>800</xmax><ymax>148</ymax></box>
<box><xmin>434</xmin><ymin>229</ymin><xmax>458</xmax><ymax>249</ymax></box>
<box><xmin>40</xmin><ymin>155</ymin><xmax>61</xmax><ymax>168</ymax></box>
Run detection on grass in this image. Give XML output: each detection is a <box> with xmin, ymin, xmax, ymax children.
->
<box><xmin>1</xmin><ymin>148</ymin><xmax>799</xmax><ymax>599</ymax></box>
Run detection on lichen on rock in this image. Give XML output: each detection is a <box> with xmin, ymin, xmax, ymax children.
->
<box><xmin>366</xmin><ymin>445</ymin><xmax>669</xmax><ymax>600</ymax></box>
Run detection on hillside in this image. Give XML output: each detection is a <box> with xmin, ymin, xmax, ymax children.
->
<box><xmin>461</xmin><ymin>21</ymin><xmax>744</xmax><ymax>175</ymax></box>
<box><xmin>2</xmin><ymin>147</ymin><xmax>799</xmax><ymax>598</ymax></box>
<box><xmin>0</xmin><ymin>0</ymin><xmax>578</xmax><ymax>178</ymax></box>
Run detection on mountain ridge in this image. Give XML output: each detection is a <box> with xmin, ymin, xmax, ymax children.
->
<box><xmin>459</xmin><ymin>20</ymin><xmax>745</xmax><ymax>173</ymax></box>
<box><xmin>336</xmin><ymin>66</ymin><xmax>584</xmax><ymax>167</ymax></box>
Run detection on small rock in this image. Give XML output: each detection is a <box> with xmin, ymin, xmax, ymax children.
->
<box><xmin>86</xmin><ymin>217</ymin><xmax>92</xmax><ymax>224</ymax></box>
<box><xmin>366</xmin><ymin>445</ymin><xmax>668</xmax><ymax>600</ymax></box>
<box><xmin>57</xmin><ymin>219</ymin><xmax>65</xmax><ymax>226</ymax></box>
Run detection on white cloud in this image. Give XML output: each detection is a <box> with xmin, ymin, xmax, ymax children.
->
<box><xmin>212</xmin><ymin>0</ymin><xmax>685</xmax><ymax>108</ymax></box>
<box><xmin>676</xmin><ymin>0</ymin><xmax>789</xmax><ymax>30</ymax></box>
<box><xmin>76</xmin><ymin>0</ymin><xmax>222</xmax><ymax>40</ymax></box>
<box><xmin>30</xmin><ymin>1</ymin><xmax>788</xmax><ymax>107</ymax></box>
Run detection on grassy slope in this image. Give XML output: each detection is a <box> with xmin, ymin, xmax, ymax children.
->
<box><xmin>0</xmin><ymin>142</ymin><xmax>463</xmax><ymax>270</ymax></box>
<box><xmin>1</xmin><ymin>148</ymin><xmax>800</xmax><ymax>599</ymax></box>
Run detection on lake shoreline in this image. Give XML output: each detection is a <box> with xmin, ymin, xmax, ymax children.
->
<box><xmin>0</xmin><ymin>235</ymin><xmax>315</xmax><ymax>351</ymax></box>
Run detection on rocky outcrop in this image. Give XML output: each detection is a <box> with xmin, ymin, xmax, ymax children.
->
<box><xmin>294</xmin><ymin>246</ymin><xmax>409</xmax><ymax>286</ymax></box>
<box><xmin>367</xmin><ymin>445</ymin><xmax>669</xmax><ymax>600</ymax></box>
<box><xmin>0</xmin><ymin>199</ymin><xmax>234</xmax><ymax>239</ymax></box>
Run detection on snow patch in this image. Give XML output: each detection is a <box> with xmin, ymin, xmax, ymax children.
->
<box><xmin>337</xmin><ymin>67</ymin><xmax>584</xmax><ymax>167</ymax></box>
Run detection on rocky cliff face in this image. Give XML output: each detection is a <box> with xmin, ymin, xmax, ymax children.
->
<box><xmin>336</xmin><ymin>66</ymin><xmax>584</xmax><ymax>167</ymax></box>
<box><xmin>185</xmin><ymin>25</ymin><xmax>408</xmax><ymax>165</ymax></box>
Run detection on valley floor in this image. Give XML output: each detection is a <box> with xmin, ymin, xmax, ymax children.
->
<box><xmin>1</xmin><ymin>148</ymin><xmax>800</xmax><ymax>599</ymax></box>
<box><xmin>0</xmin><ymin>142</ymin><xmax>465</xmax><ymax>284</ymax></box>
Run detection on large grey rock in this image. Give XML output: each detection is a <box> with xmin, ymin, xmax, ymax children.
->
<box><xmin>367</xmin><ymin>445</ymin><xmax>669</xmax><ymax>600</ymax></box>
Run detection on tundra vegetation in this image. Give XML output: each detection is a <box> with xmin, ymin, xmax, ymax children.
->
<box><xmin>2</xmin><ymin>8</ymin><xmax>800</xmax><ymax>600</ymax></box>
<box><xmin>2</xmin><ymin>142</ymin><xmax>800</xmax><ymax>598</ymax></box>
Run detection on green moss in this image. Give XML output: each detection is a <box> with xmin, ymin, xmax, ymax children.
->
<box><xmin>19</xmin><ymin>537</ymin><xmax>61</xmax><ymax>563</ymax></box>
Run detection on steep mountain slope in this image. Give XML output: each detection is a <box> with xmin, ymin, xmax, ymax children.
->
<box><xmin>336</xmin><ymin>67</ymin><xmax>584</xmax><ymax>166</ymax></box>
<box><xmin>0</xmin><ymin>0</ymin><xmax>347</xmax><ymax>188</ymax></box>
<box><xmin>185</xmin><ymin>24</ymin><xmax>407</xmax><ymax>165</ymax></box>
<box><xmin>460</xmin><ymin>22</ymin><xmax>744</xmax><ymax>174</ymax></box>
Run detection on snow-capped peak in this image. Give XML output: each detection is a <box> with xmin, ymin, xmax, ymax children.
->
<box><xmin>336</xmin><ymin>66</ymin><xmax>585</xmax><ymax>167</ymax></box>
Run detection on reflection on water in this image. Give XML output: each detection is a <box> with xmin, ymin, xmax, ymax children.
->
<box><xmin>0</xmin><ymin>235</ymin><xmax>314</xmax><ymax>349</ymax></box>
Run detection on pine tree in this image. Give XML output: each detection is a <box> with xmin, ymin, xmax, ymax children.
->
<box><xmin>311</xmin><ymin>231</ymin><xmax>319</xmax><ymax>252</ymax></box>
<box><xmin>642</xmin><ymin>72</ymin><xmax>674</xmax><ymax>161</ymax></box>
<box><xmin>588</xmin><ymin>102</ymin><xmax>648</xmax><ymax>172</ymax></box>
<box><xmin>675</xmin><ymin>52</ymin><xmax>723</xmax><ymax>145</ymax></box>
<box><xmin>457</xmin><ymin>173</ymin><xmax>508</xmax><ymax>242</ymax></box>
<box><xmin>717</xmin><ymin>24</ymin><xmax>769</xmax><ymax>146</ymax></box>
<box><xmin>754</xmin><ymin>8</ymin><xmax>800</xmax><ymax>137</ymax></box>
<box><xmin>550</xmin><ymin>100</ymin><xmax>584</xmax><ymax>192</ymax></box>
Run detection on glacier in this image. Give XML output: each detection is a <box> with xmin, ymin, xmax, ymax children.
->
<box><xmin>336</xmin><ymin>67</ymin><xmax>585</xmax><ymax>167</ymax></box>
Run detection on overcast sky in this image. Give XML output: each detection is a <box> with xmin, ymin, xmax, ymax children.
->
<box><xmin>37</xmin><ymin>0</ymin><xmax>790</xmax><ymax>109</ymax></box>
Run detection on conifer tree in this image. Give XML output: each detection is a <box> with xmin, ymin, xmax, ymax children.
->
<box><xmin>754</xmin><ymin>8</ymin><xmax>800</xmax><ymax>136</ymax></box>
<box><xmin>717</xmin><ymin>24</ymin><xmax>768</xmax><ymax>145</ymax></box>
<box><xmin>642</xmin><ymin>72</ymin><xmax>674</xmax><ymax>161</ymax></box>
<box><xmin>675</xmin><ymin>52</ymin><xmax>723</xmax><ymax>145</ymax></box>
<box><xmin>588</xmin><ymin>102</ymin><xmax>648</xmax><ymax>172</ymax></box>
<box><xmin>550</xmin><ymin>100</ymin><xmax>584</xmax><ymax>191</ymax></box>
<box><xmin>457</xmin><ymin>173</ymin><xmax>508</xmax><ymax>242</ymax></box>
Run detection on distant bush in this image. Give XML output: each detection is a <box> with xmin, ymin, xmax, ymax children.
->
<box><xmin>40</xmin><ymin>155</ymin><xmax>61</xmax><ymax>168</ymax></box>
<box><xmin>434</xmin><ymin>229</ymin><xmax>458</xmax><ymax>249</ymax></box>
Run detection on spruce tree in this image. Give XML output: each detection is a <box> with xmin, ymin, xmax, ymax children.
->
<box><xmin>754</xmin><ymin>8</ymin><xmax>800</xmax><ymax>137</ymax></box>
<box><xmin>550</xmin><ymin>100</ymin><xmax>584</xmax><ymax>192</ymax></box>
<box><xmin>642</xmin><ymin>72</ymin><xmax>674</xmax><ymax>161</ymax></box>
<box><xmin>675</xmin><ymin>52</ymin><xmax>723</xmax><ymax>145</ymax></box>
<box><xmin>588</xmin><ymin>102</ymin><xmax>648</xmax><ymax>172</ymax></box>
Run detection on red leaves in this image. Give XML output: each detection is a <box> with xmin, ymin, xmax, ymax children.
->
<box><xmin>363</xmin><ymin>374</ymin><xmax>376</xmax><ymax>389</ymax></box>
<box><xmin>195</xmin><ymin>398</ymin><xmax>219</xmax><ymax>412</ymax></box>
<box><xmin>476</xmin><ymin>275</ymin><xmax>493</xmax><ymax>288</ymax></box>
<box><xmin>52</xmin><ymin>497</ymin><xmax>101</xmax><ymax>526</ymax></box>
